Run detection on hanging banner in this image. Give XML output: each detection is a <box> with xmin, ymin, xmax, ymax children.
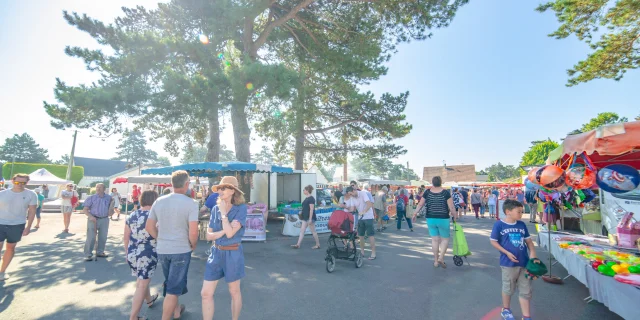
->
<box><xmin>282</xmin><ymin>207</ymin><xmax>334</xmax><ymax>236</ymax></box>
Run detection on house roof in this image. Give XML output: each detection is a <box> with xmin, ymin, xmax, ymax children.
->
<box><xmin>74</xmin><ymin>157</ymin><xmax>129</xmax><ymax>178</ymax></box>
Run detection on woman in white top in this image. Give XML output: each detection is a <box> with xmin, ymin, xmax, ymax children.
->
<box><xmin>60</xmin><ymin>183</ymin><xmax>78</xmax><ymax>233</ymax></box>
<box><xmin>487</xmin><ymin>192</ymin><xmax>497</xmax><ymax>219</ymax></box>
<box><xmin>110</xmin><ymin>188</ymin><xmax>122</xmax><ymax>220</ymax></box>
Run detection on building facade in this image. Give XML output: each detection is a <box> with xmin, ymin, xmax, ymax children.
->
<box><xmin>422</xmin><ymin>164</ymin><xmax>476</xmax><ymax>183</ymax></box>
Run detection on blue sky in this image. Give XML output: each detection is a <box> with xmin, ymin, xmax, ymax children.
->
<box><xmin>1</xmin><ymin>0</ymin><xmax>638</xmax><ymax>175</ymax></box>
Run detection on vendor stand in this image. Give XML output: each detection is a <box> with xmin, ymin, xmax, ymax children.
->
<box><xmin>538</xmin><ymin>121</ymin><xmax>640</xmax><ymax>319</ymax></box>
<box><xmin>538</xmin><ymin>231</ymin><xmax>640</xmax><ymax>320</ymax></box>
<box><xmin>142</xmin><ymin>161</ymin><xmax>294</xmax><ymax>242</ymax></box>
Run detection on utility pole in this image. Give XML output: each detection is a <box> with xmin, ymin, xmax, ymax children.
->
<box><xmin>66</xmin><ymin>130</ymin><xmax>78</xmax><ymax>181</ymax></box>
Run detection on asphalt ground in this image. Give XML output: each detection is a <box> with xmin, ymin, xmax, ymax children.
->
<box><xmin>0</xmin><ymin>212</ymin><xmax>623</xmax><ymax>320</ymax></box>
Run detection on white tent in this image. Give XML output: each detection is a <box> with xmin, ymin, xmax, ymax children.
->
<box><xmin>305</xmin><ymin>165</ymin><xmax>328</xmax><ymax>184</ymax></box>
<box><xmin>28</xmin><ymin>168</ymin><xmax>72</xmax><ymax>185</ymax></box>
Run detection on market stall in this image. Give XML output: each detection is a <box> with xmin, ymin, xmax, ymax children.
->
<box><xmin>142</xmin><ymin>161</ymin><xmax>294</xmax><ymax>242</ymax></box>
<box><xmin>528</xmin><ymin>121</ymin><xmax>640</xmax><ymax>318</ymax></box>
<box><xmin>538</xmin><ymin>231</ymin><xmax>640</xmax><ymax>320</ymax></box>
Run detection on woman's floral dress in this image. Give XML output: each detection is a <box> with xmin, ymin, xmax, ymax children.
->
<box><xmin>126</xmin><ymin>209</ymin><xmax>158</xmax><ymax>279</ymax></box>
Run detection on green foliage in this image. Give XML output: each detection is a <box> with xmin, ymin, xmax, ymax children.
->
<box><xmin>568</xmin><ymin>112</ymin><xmax>628</xmax><ymax>135</ymax></box>
<box><xmin>181</xmin><ymin>144</ymin><xmax>235</xmax><ymax>164</ymax></box>
<box><xmin>89</xmin><ymin>180</ymin><xmax>109</xmax><ymax>188</ymax></box>
<box><xmin>351</xmin><ymin>156</ymin><xmax>417</xmax><ymax>180</ymax></box>
<box><xmin>2</xmin><ymin>162</ymin><xmax>84</xmax><ymax>184</ymax></box>
<box><xmin>156</xmin><ymin>156</ymin><xmax>171</xmax><ymax>166</ymax></box>
<box><xmin>113</xmin><ymin>130</ymin><xmax>159</xmax><ymax>165</ymax></box>
<box><xmin>0</xmin><ymin>133</ymin><xmax>50</xmax><ymax>163</ymax></box>
<box><xmin>483</xmin><ymin>163</ymin><xmax>521</xmax><ymax>182</ymax></box>
<box><xmin>476</xmin><ymin>170</ymin><xmax>488</xmax><ymax>175</ymax></box>
<box><xmin>54</xmin><ymin>154</ymin><xmax>70</xmax><ymax>165</ymax></box>
<box><xmin>537</xmin><ymin>0</ymin><xmax>640</xmax><ymax>86</ymax></box>
<box><xmin>252</xmin><ymin>146</ymin><xmax>275</xmax><ymax>165</ymax></box>
<box><xmin>520</xmin><ymin>140</ymin><xmax>560</xmax><ymax>168</ymax></box>
<box><xmin>89</xmin><ymin>187</ymin><xmax>96</xmax><ymax>195</ymax></box>
<box><xmin>44</xmin><ymin>1</ymin><xmax>468</xmax><ymax>172</ymax></box>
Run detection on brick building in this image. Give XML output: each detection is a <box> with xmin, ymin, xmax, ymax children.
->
<box><xmin>422</xmin><ymin>164</ymin><xmax>476</xmax><ymax>183</ymax></box>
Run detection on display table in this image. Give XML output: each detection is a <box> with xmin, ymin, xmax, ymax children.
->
<box><xmin>539</xmin><ymin>232</ymin><xmax>640</xmax><ymax>320</ymax></box>
<box><xmin>281</xmin><ymin>207</ymin><xmax>334</xmax><ymax>236</ymax></box>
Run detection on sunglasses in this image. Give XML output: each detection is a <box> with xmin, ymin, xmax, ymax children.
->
<box><xmin>13</xmin><ymin>181</ymin><xmax>27</xmax><ymax>186</ymax></box>
<box><xmin>218</xmin><ymin>186</ymin><xmax>228</xmax><ymax>191</ymax></box>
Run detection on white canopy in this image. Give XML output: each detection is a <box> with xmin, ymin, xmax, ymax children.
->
<box><xmin>27</xmin><ymin>168</ymin><xmax>72</xmax><ymax>185</ymax></box>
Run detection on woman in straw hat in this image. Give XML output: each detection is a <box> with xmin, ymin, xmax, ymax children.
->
<box><xmin>201</xmin><ymin>176</ymin><xmax>247</xmax><ymax>320</ymax></box>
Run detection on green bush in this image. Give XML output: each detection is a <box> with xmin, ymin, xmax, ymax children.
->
<box><xmin>77</xmin><ymin>187</ymin><xmax>90</xmax><ymax>197</ymax></box>
<box><xmin>90</xmin><ymin>187</ymin><xmax>97</xmax><ymax>195</ymax></box>
<box><xmin>2</xmin><ymin>163</ymin><xmax>84</xmax><ymax>184</ymax></box>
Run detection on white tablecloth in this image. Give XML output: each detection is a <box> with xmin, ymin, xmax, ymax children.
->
<box><xmin>539</xmin><ymin>232</ymin><xmax>588</xmax><ymax>286</ymax></box>
<box><xmin>538</xmin><ymin>232</ymin><xmax>640</xmax><ymax>320</ymax></box>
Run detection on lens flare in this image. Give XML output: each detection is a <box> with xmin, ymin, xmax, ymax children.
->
<box><xmin>246</xmin><ymin>82</ymin><xmax>254</xmax><ymax>90</ymax></box>
<box><xmin>217</xmin><ymin>53</ymin><xmax>224</xmax><ymax>59</ymax></box>
<box><xmin>198</xmin><ymin>34</ymin><xmax>209</xmax><ymax>44</ymax></box>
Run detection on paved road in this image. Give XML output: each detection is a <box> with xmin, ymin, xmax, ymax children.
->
<box><xmin>0</xmin><ymin>212</ymin><xmax>622</xmax><ymax>320</ymax></box>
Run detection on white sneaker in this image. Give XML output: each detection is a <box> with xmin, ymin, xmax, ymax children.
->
<box><xmin>0</xmin><ymin>272</ymin><xmax>8</xmax><ymax>281</ymax></box>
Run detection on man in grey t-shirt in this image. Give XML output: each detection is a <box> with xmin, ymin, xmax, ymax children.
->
<box><xmin>146</xmin><ymin>170</ymin><xmax>198</xmax><ymax>319</ymax></box>
<box><xmin>0</xmin><ymin>173</ymin><xmax>37</xmax><ymax>281</ymax></box>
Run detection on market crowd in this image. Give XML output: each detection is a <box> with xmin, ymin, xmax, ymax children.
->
<box><xmin>0</xmin><ymin>172</ymin><xmax>548</xmax><ymax>320</ymax></box>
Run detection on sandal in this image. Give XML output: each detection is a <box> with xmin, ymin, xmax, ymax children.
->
<box><xmin>174</xmin><ymin>304</ymin><xmax>185</xmax><ymax>319</ymax></box>
<box><xmin>439</xmin><ymin>261</ymin><xmax>447</xmax><ymax>269</ymax></box>
<box><xmin>146</xmin><ymin>293</ymin><xmax>159</xmax><ymax>307</ymax></box>
<box><xmin>290</xmin><ymin>244</ymin><xmax>300</xmax><ymax>249</ymax></box>
<box><xmin>311</xmin><ymin>245</ymin><xmax>320</xmax><ymax>249</ymax></box>
<box><xmin>368</xmin><ymin>256</ymin><xmax>377</xmax><ymax>260</ymax></box>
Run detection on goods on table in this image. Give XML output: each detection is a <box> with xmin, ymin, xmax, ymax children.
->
<box><xmin>556</xmin><ymin>239</ymin><xmax>640</xmax><ymax>285</ymax></box>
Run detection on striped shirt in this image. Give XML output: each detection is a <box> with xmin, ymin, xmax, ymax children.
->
<box><xmin>422</xmin><ymin>189</ymin><xmax>451</xmax><ymax>219</ymax></box>
<box><xmin>84</xmin><ymin>193</ymin><xmax>113</xmax><ymax>218</ymax></box>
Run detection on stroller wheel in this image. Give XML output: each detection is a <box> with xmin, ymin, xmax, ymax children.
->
<box><xmin>453</xmin><ymin>255</ymin><xmax>463</xmax><ymax>267</ymax></box>
<box><xmin>355</xmin><ymin>251</ymin><xmax>363</xmax><ymax>268</ymax></box>
<box><xmin>326</xmin><ymin>255</ymin><xmax>336</xmax><ymax>273</ymax></box>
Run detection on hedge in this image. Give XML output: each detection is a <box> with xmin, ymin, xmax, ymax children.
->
<box><xmin>2</xmin><ymin>163</ymin><xmax>84</xmax><ymax>184</ymax></box>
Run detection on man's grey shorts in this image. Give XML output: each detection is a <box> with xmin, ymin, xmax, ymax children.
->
<box><xmin>62</xmin><ymin>206</ymin><xmax>73</xmax><ymax>213</ymax></box>
<box><xmin>357</xmin><ymin>219</ymin><xmax>375</xmax><ymax>237</ymax></box>
<box><xmin>501</xmin><ymin>266</ymin><xmax>532</xmax><ymax>299</ymax></box>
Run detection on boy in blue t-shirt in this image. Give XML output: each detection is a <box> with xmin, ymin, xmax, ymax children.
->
<box><xmin>490</xmin><ymin>199</ymin><xmax>538</xmax><ymax>320</ymax></box>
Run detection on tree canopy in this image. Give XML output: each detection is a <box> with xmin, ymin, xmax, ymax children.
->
<box><xmin>537</xmin><ymin>0</ymin><xmax>640</xmax><ymax>86</ymax></box>
<box><xmin>520</xmin><ymin>139</ymin><xmax>560</xmax><ymax>168</ymax></box>
<box><xmin>567</xmin><ymin>112</ymin><xmax>629</xmax><ymax>136</ymax></box>
<box><xmin>112</xmin><ymin>130</ymin><xmax>160</xmax><ymax>166</ymax></box>
<box><xmin>43</xmin><ymin>0</ymin><xmax>469</xmax><ymax>192</ymax></box>
<box><xmin>0</xmin><ymin>133</ymin><xmax>50</xmax><ymax>163</ymax></box>
<box><xmin>482</xmin><ymin>163</ymin><xmax>520</xmax><ymax>182</ymax></box>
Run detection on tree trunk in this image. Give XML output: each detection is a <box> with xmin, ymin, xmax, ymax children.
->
<box><xmin>205</xmin><ymin>107</ymin><xmax>220</xmax><ymax>162</ymax></box>
<box><xmin>294</xmin><ymin>108</ymin><xmax>305</xmax><ymax>170</ymax></box>
<box><xmin>230</xmin><ymin>99</ymin><xmax>251</xmax><ymax>197</ymax></box>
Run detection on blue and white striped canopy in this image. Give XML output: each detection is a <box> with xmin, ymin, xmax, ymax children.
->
<box><xmin>141</xmin><ymin>161</ymin><xmax>293</xmax><ymax>176</ymax></box>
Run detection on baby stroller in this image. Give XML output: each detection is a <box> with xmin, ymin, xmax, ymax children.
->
<box><xmin>325</xmin><ymin>210</ymin><xmax>363</xmax><ymax>273</ymax></box>
<box><xmin>452</xmin><ymin>221</ymin><xmax>472</xmax><ymax>266</ymax></box>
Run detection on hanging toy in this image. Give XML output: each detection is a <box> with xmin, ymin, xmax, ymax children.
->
<box><xmin>596</xmin><ymin>164</ymin><xmax>640</xmax><ymax>193</ymax></box>
<box><xmin>532</xmin><ymin>165</ymin><xmax>567</xmax><ymax>190</ymax></box>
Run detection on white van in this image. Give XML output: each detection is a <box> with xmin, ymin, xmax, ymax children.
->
<box><xmin>599</xmin><ymin>187</ymin><xmax>640</xmax><ymax>236</ymax></box>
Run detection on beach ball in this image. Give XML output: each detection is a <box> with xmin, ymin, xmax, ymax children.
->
<box><xmin>532</xmin><ymin>165</ymin><xmax>566</xmax><ymax>190</ymax></box>
<box><xmin>565</xmin><ymin>164</ymin><xmax>597</xmax><ymax>189</ymax></box>
<box><xmin>596</xmin><ymin>164</ymin><xmax>640</xmax><ymax>193</ymax></box>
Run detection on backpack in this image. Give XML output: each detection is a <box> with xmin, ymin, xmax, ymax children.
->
<box><xmin>396</xmin><ymin>196</ymin><xmax>406</xmax><ymax>212</ymax></box>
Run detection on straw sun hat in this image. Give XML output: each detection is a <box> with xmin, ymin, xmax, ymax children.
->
<box><xmin>212</xmin><ymin>176</ymin><xmax>244</xmax><ymax>194</ymax></box>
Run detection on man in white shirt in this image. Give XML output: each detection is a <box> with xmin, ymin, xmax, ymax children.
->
<box><xmin>347</xmin><ymin>187</ymin><xmax>377</xmax><ymax>260</ymax></box>
<box><xmin>0</xmin><ymin>173</ymin><xmax>37</xmax><ymax>281</ymax></box>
